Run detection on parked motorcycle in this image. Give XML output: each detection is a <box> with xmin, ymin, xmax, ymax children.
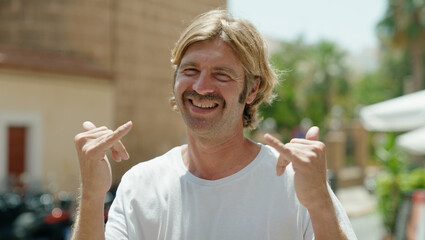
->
<box><xmin>0</xmin><ymin>191</ymin><xmax>74</xmax><ymax>240</ymax></box>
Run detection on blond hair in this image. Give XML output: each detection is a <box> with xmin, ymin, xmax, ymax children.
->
<box><xmin>170</xmin><ymin>9</ymin><xmax>278</xmax><ymax>128</ymax></box>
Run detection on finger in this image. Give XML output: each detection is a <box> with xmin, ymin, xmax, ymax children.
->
<box><xmin>82</xmin><ymin>126</ymin><xmax>109</xmax><ymax>136</ymax></box>
<box><xmin>111</xmin><ymin>149</ymin><xmax>122</xmax><ymax>162</ymax></box>
<box><xmin>83</xmin><ymin>123</ymin><xmax>131</xmax><ymax>162</ymax></box>
<box><xmin>109</xmin><ymin>122</ymin><xmax>132</xmax><ymax>162</ymax></box>
<box><xmin>97</xmin><ymin>121</ymin><xmax>133</xmax><ymax>152</ymax></box>
<box><xmin>264</xmin><ymin>134</ymin><xmax>290</xmax><ymax>176</ymax></box>
<box><xmin>74</xmin><ymin>127</ymin><xmax>109</xmax><ymax>149</ymax></box>
<box><xmin>276</xmin><ymin>156</ymin><xmax>288</xmax><ymax>176</ymax></box>
<box><xmin>111</xmin><ymin>140</ymin><xmax>130</xmax><ymax>162</ymax></box>
<box><xmin>264</xmin><ymin>133</ymin><xmax>285</xmax><ymax>152</ymax></box>
<box><xmin>277</xmin><ymin>165</ymin><xmax>287</xmax><ymax>176</ymax></box>
<box><xmin>305</xmin><ymin>126</ymin><xmax>319</xmax><ymax>141</ymax></box>
<box><xmin>83</xmin><ymin>121</ymin><xmax>97</xmax><ymax>131</ymax></box>
<box><xmin>75</xmin><ymin>127</ymin><xmax>110</xmax><ymax>145</ymax></box>
<box><xmin>84</xmin><ymin>128</ymin><xmax>113</xmax><ymax>139</ymax></box>
<box><xmin>290</xmin><ymin>138</ymin><xmax>318</xmax><ymax>144</ymax></box>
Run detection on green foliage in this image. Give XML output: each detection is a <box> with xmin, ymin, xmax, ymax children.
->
<box><xmin>374</xmin><ymin>133</ymin><xmax>425</xmax><ymax>234</ymax></box>
<box><xmin>379</xmin><ymin>50</ymin><xmax>411</xmax><ymax>96</ymax></box>
<box><xmin>374</xmin><ymin>133</ymin><xmax>407</xmax><ymax>174</ymax></box>
<box><xmin>400</xmin><ymin>168</ymin><xmax>425</xmax><ymax>192</ymax></box>
<box><xmin>352</xmin><ymin>72</ymin><xmax>395</xmax><ymax>106</ymax></box>
<box><xmin>376</xmin><ymin>0</ymin><xmax>425</xmax><ymax>91</ymax></box>
<box><xmin>377</xmin><ymin>0</ymin><xmax>425</xmax><ymax>44</ymax></box>
<box><xmin>259</xmin><ymin>38</ymin><xmax>349</xmax><ymax>138</ymax></box>
<box><xmin>376</xmin><ymin>173</ymin><xmax>402</xmax><ymax>234</ymax></box>
<box><xmin>350</xmin><ymin>45</ymin><xmax>410</xmax><ymax>107</ymax></box>
<box><xmin>372</xmin><ymin>1</ymin><xmax>425</xmax><ymax>235</ymax></box>
<box><xmin>349</xmin><ymin>40</ymin><xmax>410</xmax><ymax>119</ymax></box>
<box><xmin>374</xmin><ymin>133</ymin><xmax>407</xmax><ymax>233</ymax></box>
<box><xmin>259</xmin><ymin>39</ymin><xmax>305</xmax><ymax>134</ymax></box>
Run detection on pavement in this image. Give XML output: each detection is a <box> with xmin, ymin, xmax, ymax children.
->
<box><xmin>337</xmin><ymin>185</ymin><xmax>378</xmax><ymax>218</ymax></box>
<box><xmin>337</xmin><ymin>185</ymin><xmax>387</xmax><ymax>240</ymax></box>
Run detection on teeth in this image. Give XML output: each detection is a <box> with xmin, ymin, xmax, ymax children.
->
<box><xmin>192</xmin><ymin>100</ymin><xmax>217</xmax><ymax>109</ymax></box>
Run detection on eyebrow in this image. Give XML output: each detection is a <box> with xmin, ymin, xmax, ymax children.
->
<box><xmin>179</xmin><ymin>62</ymin><xmax>240</xmax><ymax>78</ymax></box>
<box><xmin>214</xmin><ymin>66</ymin><xmax>239</xmax><ymax>78</ymax></box>
<box><xmin>179</xmin><ymin>61</ymin><xmax>199</xmax><ymax>70</ymax></box>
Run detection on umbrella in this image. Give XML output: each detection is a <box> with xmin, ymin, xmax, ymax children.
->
<box><xmin>359</xmin><ymin>90</ymin><xmax>425</xmax><ymax>132</ymax></box>
<box><xmin>359</xmin><ymin>90</ymin><xmax>425</xmax><ymax>155</ymax></box>
<box><xmin>396</xmin><ymin>126</ymin><xmax>425</xmax><ymax>155</ymax></box>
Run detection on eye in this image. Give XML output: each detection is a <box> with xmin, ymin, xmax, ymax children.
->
<box><xmin>215</xmin><ymin>72</ymin><xmax>231</xmax><ymax>81</ymax></box>
<box><xmin>182</xmin><ymin>68</ymin><xmax>199</xmax><ymax>76</ymax></box>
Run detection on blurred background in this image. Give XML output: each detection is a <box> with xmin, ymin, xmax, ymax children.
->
<box><xmin>0</xmin><ymin>0</ymin><xmax>424</xmax><ymax>239</ymax></box>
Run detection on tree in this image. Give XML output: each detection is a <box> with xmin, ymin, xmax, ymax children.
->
<box><xmin>350</xmin><ymin>49</ymin><xmax>409</xmax><ymax>107</ymax></box>
<box><xmin>377</xmin><ymin>0</ymin><xmax>425</xmax><ymax>92</ymax></box>
<box><xmin>261</xmin><ymin>38</ymin><xmax>307</xmax><ymax>133</ymax></box>
<box><xmin>259</xmin><ymin>38</ymin><xmax>349</xmax><ymax>139</ymax></box>
<box><xmin>300</xmin><ymin>40</ymin><xmax>349</xmax><ymax>124</ymax></box>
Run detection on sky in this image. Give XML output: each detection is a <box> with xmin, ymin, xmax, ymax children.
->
<box><xmin>228</xmin><ymin>0</ymin><xmax>387</xmax><ymax>54</ymax></box>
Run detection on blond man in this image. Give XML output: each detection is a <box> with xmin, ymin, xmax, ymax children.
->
<box><xmin>72</xmin><ymin>10</ymin><xmax>357</xmax><ymax>240</ymax></box>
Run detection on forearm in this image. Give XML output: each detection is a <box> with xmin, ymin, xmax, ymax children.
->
<box><xmin>308</xmin><ymin>195</ymin><xmax>348</xmax><ymax>240</ymax></box>
<box><xmin>71</xmin><ymin>190</ymin><xmax>106</xmax><ymax>240</ymax></box>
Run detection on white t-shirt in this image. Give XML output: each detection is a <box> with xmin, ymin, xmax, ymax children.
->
<box><xmin>105</xmin><ymin>144</ymin><xmax>357</xmax><ymax>240</ymax></box>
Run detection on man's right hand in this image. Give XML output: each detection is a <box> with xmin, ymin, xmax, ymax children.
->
<box><xmin>74</xmin><ymin>121</ymin><xmax>133</xmax><ymax>197</ymax></box>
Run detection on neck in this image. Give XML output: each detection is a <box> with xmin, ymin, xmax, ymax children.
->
<box><xmin>182</xmin><ymin>127</ymin><xmax>260</xmax><ymax>180</ymax></box>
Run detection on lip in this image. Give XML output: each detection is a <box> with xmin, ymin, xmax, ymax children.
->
<box><xmin>188</xmin><ymin>99</ymin><xmax>219</xmax><ymax>114</ymax></box>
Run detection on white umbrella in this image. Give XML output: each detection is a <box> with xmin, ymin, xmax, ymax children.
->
<box><xmin>359</xmin><ymin>90</ymin><xmax>425</xmax><ymax>132</ymax></box>
<box><xmin>359</xmin><ymin>90</ymin><xmax>425</xmax><ymax>155</ymax></box>
<box><xmin>396</xmin><ymin>126</ymin><xmax>425</xmax><ymax>155</ymax></box>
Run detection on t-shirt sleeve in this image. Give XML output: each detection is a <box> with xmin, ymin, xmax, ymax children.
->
<box><xmin>303</xmin><ymin>211</ymin><xmax>314</xmax><ymax>240</ymax></box>
<box><xmin>328</xmin><ymin>185</ymin><xmax>358</xmax><ymax>240</ymax></box>
<box><xmin>105</xmin><ymin>178</ymin><xmax>129</xmax><ymax>240</ymax></box>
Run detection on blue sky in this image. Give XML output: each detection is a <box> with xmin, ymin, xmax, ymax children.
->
<box><xmin>228</xmin><ymin>0</ymin><xmax>387</xmax><ymax>53</ymax></box>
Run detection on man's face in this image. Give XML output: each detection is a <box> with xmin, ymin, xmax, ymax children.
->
<box><xmin>174</xmin><ymin>39</ymin><xmax>255</xmax><ymax>138</ymax></box>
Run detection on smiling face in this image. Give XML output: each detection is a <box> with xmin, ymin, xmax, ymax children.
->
<box><xmin>174</xmin><ymin>39</ymin><xmax>257</xmax><ymax>139</ymax></box>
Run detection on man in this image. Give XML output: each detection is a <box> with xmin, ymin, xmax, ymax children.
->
<box><xmin>72</xmin><ymin>10</ymin><xmax>357</xmax><ymax>240</ymax></box>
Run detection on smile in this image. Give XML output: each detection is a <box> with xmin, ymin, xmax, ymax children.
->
<box><xmin>189</xmin><ymin>99</ymin><xmax>219</xmax><ymax>109</ymax></box>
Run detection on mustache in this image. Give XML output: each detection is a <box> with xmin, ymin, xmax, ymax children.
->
<box><xmin>183</xmin><ymin>91</ymin><xmax>224</xmax><ymax>103</ymax></box>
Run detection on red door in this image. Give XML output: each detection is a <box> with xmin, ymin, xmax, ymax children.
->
<box><xmin>8</xmin><ymin>127</ymin><xmax>26</xmax><ymax>178</ymax></box>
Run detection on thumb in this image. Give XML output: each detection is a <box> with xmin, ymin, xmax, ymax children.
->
<box><xmin>305</xmin><ymin>126</ymin><xmax>319</xmax><ymax>141</ymax></box>
<box><xmin>82</xmin><ymin>121</ymin><xmax>97</xmax><ymax>131</ymax></box>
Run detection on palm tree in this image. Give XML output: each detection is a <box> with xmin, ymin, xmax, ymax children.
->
<box><xmin>377</xmin><ymin>0</ymin><xmax>425</xmax><ymax>92</ymax></box>
<box><xmin>302</xmin><ymin>40</ymin><xmax>348</xmax><ymax>117</ymax></box>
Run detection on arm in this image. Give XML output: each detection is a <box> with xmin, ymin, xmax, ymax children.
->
<box><xmin>71</xmin><ymin>121</ymin><xmax>133</xmax><ymax>240</ymax></box>
<box><xmin>72</xmin><ymin>189</ymin><xmax>107</xmax><ymax>240</ymax></box>
<box><xmin>305</xmin><ymin>190</ymin><xmax>348</xmax><ymax>239</ymax></box>
<box><xmin>265</xmin><ymin>127</ymin><xmax>351</xmax><ymax>240</ymax></box>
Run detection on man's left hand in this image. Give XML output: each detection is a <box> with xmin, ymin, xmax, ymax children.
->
<box><xmin>264</xmin><ymin>126</ymin><xmax>330</xmax><ymax>210</ymax></box>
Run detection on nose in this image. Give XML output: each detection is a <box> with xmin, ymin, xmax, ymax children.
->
<box><xmin>192</xmin><ymin>71</ymin><xmax>215</xmax><ymax>95</ymax></box>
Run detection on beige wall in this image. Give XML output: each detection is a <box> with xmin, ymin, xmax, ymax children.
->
<box><xmin>0</xmin><ymin>0</ymin><xmax>113</xmax><ymax>69</ymax></box>
<box><xmin>0</xmin><ymin>69</ymin><xmax>114</xmax><ymax>192</ymax></box>
<box><xmin>0</xmin><ymin>0</ymin><xmax>227</xmax><ymax>191</ymax></box>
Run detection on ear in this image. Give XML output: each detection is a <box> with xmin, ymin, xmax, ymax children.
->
<box><xmin>246</xmin><ymin>77</ymin><xmax>260</xmax><ymax>104</ymax></box>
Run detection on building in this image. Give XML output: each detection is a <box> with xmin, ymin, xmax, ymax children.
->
<box><xmin>0</xmin><ymin>0</ymin><xmax>226</xmax><ymax>193</ymax></box>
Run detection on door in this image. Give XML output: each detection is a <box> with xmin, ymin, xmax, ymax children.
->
<box><xmin>8</xmin><ymin>126</ymin><xmax>27</xmax><ymax>178</ymax></box>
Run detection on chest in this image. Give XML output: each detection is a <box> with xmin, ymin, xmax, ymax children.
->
<box><xmin>127</xmin><ymin>176</ymin><xmax>310</xmax><ymax>240</ymax></box>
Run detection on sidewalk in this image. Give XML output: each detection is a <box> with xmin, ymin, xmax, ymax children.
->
<box><xmin>337</xmin><ymin>185</ymin><xmax>377</xmax><ymax>218</ymax></box>
<box><xmin>337</xmin><ymin>186</ymin><xmax>386</xmax><ymax>240</ymax></box>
